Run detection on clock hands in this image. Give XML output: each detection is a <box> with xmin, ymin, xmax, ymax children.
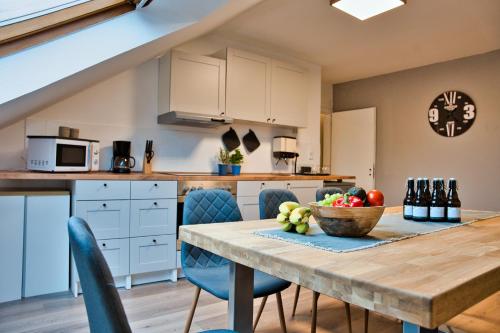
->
<box><xmin>443</xmin><ymin>91</ymin><xmax>458</xmax><ymax>112</ymax></box>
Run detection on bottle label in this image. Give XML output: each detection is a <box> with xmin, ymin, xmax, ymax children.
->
<box><xmin>413</xmin><ymin>206</ymin><xmax>428</xmax><ymax>218</ymax></box>
<box><xmin>447</xmin><ymin>207</ymin><xmax>461</xmax><ymax>219</ymax></box>
<box><xmin>430</xmin><ymin>207</ymin><xmax>445</xmax><ymax>218</ymax></box>
<box><xmin>403</xmin><ymin>205</ymin><xmax>413</xmax><ymax>216</ymax></box>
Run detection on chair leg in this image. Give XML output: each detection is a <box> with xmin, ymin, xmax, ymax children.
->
<box><xmin>311</xmin><ymin>291</ymin><xmax>320</xmax><ymax>333</ymax></box>
<box><xmin>276</xmin><ymin>292</ymin><xmax>287</xmax><ymax>333</ymax></box>
<box><xmin>344</xmin><ymin>302</ymin><xmax>352</xmax><ymax>333</ymax></box>
<box><xmin>184</xmin><ymin>286</ymin><xmax>201</xmax><ymax>333</ymax></box>
<box><xmin>292</xmin><ymin>285</ymin><xmax>301</xmax><ymax>317</ymax></box>
<box><xmin>364</xmin><ymin>309</ymin><xmax>369</xmax><ymax>333</ymax></box>
<box><xmin>253</xmin><ymin>296</ymin><xmax>268</xmax><ymax>331</ymax></box>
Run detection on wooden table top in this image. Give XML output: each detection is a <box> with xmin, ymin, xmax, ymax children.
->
<box><xmin>0</xmin><ymin>170</ymin><xmax>354</xmax><ymax>182</ymax></box>
<box><xmin>179</xmin><ymin>207</ymin><xmax>500</xmax><ymax>329</ymax></box>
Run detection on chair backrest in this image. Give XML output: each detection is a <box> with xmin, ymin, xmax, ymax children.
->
<box><xmin>259</xmin><ymin>189</ymin><xmax>299</xmax><ymax>219</ymax></box>
<box><xmin>181</xmin><ymin>190</ymin><xmax>242</xmax><ymax>269</ymax></box>
<box><xmin>316</xmin><ymin>187</ymin><xmax>344</xmax><ymax>202</ymax></box>
<box><xmin>68</xmin><ymin>217</ymin><xmax>132</xmax><ymax>333</ymax></box>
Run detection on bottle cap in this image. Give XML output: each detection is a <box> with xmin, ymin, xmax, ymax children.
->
<box><xmin>407</xmin><ymin>177</ymin><xmax>414</xmax><ymax>180</ymax></box>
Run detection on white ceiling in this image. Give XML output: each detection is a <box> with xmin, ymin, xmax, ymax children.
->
<box><xmin>214</xmin><ymin>0</ymin><xmax>500</xmax><ymax>83</ymax></box>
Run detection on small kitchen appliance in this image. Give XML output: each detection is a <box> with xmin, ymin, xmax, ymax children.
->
<box><xmin>273</xmin><ymin>136</ymin><xmax>299</xmax><ymax>172</ymax></box>
<box><xmin>27</xmin><ymin>136</ymin><xmax>99</xmax><ymax>172</ymax></box>
<box><xmin>112</xmin><ymin>141</ymin><xmax>135</xmax><ymax>173</ymax></box>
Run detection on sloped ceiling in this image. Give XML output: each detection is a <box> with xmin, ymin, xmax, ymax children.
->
<box><xmin>0</xmin><ymin>0</ymin><xmax>262</xmax><ymax>129</ymax></box>
<box><xmin>214</xmin><ymin>0</ymin><xmax>500</xmax><ymax>83</ymax></box>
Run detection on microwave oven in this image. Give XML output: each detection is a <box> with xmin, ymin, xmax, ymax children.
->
<box><xmin>27</xmin><ymin>136</ymin><xmax>100</xmax><ymax>172</ymax></box>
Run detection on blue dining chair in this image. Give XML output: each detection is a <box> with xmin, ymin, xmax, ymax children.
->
<box><xmin>69</xmin><ymin>217</ymin><xmax>234</xmax><ymax>333</ymax></box>
<box><xmin>181</xmin><ymin>190</ymin><xmax>290</xmax><ymax>333</ymax></box>
<box><xmin>316</xmin><ymin>187</ymin><xmax>344</xmax><ymax>202</ymax></box>
<box><xmin>259</xmin><ymin>189</ymin><xmax>356</xmax><ymax>333</ymax></box>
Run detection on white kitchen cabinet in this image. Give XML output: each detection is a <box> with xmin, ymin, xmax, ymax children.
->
<box><xmin>23</xmin><ymin>194</ymin><xmax>70</xmax><ymax>297</ymax></box>
<box><xmin>0</xmin><ymin>196</ymin><xmax>24</xmax><ymax>303</ymax></box>
<box><xmin>271</xmin><ymin>60</ymin><xmax>308</xmax><ymax>127</ymax></box>
<box><xmin>130</xmin><ymin>235</ymin><xmax>176</xmax><ymax>274</ymax></box>
<box><xmin>159</xmin><ymin>50</ymin><xmax>226</xmax><ymax>117</ymax></box>
<box><xmin>75</xmin><ymin>200</ymin><xmax>130</xmax><ymax>240</ymax></box>
<box><xmin>237</xmin><ymin>196</ymin><xmax>261</xmax><ymax>221</ymax></box>
<box><xmin>130</xmin><ymin>199</ymin><xmax>176</xmax><ymax>237</ymax></box>
<box><xmin>286</xmin><ymin>180</ymin><xmax>323</xmax><ymax>205</ymax></box>
<box><xmin>97</xmin><ymin>238</ymin><xmax>130</xmax><ymax>277</ymax></box>
<box><xmin>237</xmin><ymin>181</ymin><xmax>288</xmax><ymax>220</ymax></box>
<box><xmin>226</xmin><ymin>48</ymin><xmax>272</xmax><ymax>123</ymax></box>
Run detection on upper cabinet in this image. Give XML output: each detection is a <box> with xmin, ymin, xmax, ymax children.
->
<box><xmin>159</xmin><ymin>50</ymin><xmax>226</xmax><ymax>117</ymax></box>
<box><xmin>270</xmin><ymin>60</ymin><xmax>308</xmax><ymax>127</ymax></box>
<box><xmin>226</xmin><ymin>48</ymin><xmax>271</xmax><ymax>123</ymax></box>
<box><xmin>226</xmin><ymin>48</ymin><xmax>308</xmax><ymax>127</ymax></box>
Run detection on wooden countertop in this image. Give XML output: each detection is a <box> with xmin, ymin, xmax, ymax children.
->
<box><xmin>179</xmin><ymin>207</ymin><xmax>500</xmax><ymax>329</ymax></box>
<box><xmin>0</xmin><ymin>170</ymin><xmax>355</xmax><ymax>182</ymax></box>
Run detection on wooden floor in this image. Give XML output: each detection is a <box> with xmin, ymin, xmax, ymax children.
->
<box><xmin>0</xmin><ymin>279</ymin><xmax>498</xmax><ymax>333</ymax></box>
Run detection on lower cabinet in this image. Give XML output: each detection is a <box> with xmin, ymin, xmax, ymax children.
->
<box><xmin>0</xmin><ymin>196</ymin><xmax>24</xmax><ymax>303</ymax></box>
<box><xmin>71</xmin><ymin>180</ymin><xmax>177</xmax><ymax>296</ymax></box>
<box><xmin>130</xmin><ymin>235</ymin><xmax>176</xmax><ymax>274</ymax></box>
<box><xmin>97</xmin><ymin>238</ymin><xmax>130</xmax><ymax>277</ymax></box>
<box><xmin>236</xmin><ymin>180</ymin><xmax>323</xmax><ymax>220</ymax></box>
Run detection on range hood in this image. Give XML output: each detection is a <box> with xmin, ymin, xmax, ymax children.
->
<box><xmin>157</xmin><ymin>111</ymin><xmax>233</xmax><ymax>128</ymax></box>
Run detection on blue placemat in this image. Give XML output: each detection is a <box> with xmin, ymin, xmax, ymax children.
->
<box><xmin>254</xmin><ymin>210</ymin><xmax>500</xmax><ymax>253</ymax></box>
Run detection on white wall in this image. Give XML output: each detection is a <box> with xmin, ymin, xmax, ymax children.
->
<box><xmin>0</xmin><ymin>33</ymin><xmax>322</xmax><ymax>174</ymax></box>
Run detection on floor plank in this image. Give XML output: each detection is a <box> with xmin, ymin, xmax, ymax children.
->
<box><xmin>0</xmin><ymin>280</ymin><xmax>497</xmax><ymax>333</ymax></box>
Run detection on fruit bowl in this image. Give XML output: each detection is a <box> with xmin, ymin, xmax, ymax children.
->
<box><xmin>309</xmin><ymin>203</ymin><xmax>385</xmax><ymax>237</ymax></box>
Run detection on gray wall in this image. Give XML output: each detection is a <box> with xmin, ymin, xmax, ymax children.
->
<box><xmin>332</xmin><ymin>50</ymin><xmax>500</xmax><ymax>210</ymax></box>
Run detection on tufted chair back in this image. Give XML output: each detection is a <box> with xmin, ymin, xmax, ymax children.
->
<box><xmin>181</xmin><ymin>190</ymin><xmax>242</xmax><ymax>269</ymax></box>
<box><xmin>68</xmin><ymin>217</ymin><xmax>132</xmax><ymax>333</ymax></box>
<box><xmin>316</xmin><ymin>187</ymin><xmax>344</xmax><ymax>201</ymax></box>
<box><xmin>259</xmin><ymin>189</ymin><xmax>299</xmax><ymax>219</ymax></box>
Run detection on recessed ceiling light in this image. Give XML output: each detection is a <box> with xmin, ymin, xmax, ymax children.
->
<box><xmin>330</xmin><ymin>0</ymin><xmax>406</xmax><ymax>21</ymax></box>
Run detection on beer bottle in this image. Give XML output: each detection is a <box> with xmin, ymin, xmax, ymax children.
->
<box><xmin>413</xmin><ymin>178</ymin><xmax>428</xmax><ymax>221</ymax></box>
<box><xmin>403</xmin><ymin>177</ymin><xmax>415</xmax><ymax>220</ymax></box>
<box><xmin>447</xmin><ymin>178</ymin><xmax>461</xmax><ymax>222</ymax></box>
<box><xmin>423</xmin><ymin>178</ymin><xmax>432</xmax><ymax>219</ymax></box>
<box><xmin>430</xmin><ymin>178</ymin><xmax>446</xmax><ymax>222</ymax></box>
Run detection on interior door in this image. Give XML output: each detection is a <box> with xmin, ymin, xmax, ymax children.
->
<box><xmin>331</xmin><ymin>107</ymin><xmax>376</xmax><ymax>190</ymax></box>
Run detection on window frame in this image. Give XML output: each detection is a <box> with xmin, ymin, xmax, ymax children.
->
<box><xmin>0</xmin><ymin>0</ymin><xmax>132</xmax><ymax>44</ymax></box>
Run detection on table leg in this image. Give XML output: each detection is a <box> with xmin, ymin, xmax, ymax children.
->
<box><xmin>228</xmin><ymin>262</ymin><xmax>254</xmax><ymax>333</ymax></box>
<box><xmin>403</xmin><ymin>322</ymin><xmax>441</xmax><ymax>333</ymax></box>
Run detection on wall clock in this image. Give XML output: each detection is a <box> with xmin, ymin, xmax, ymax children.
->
<box><xmin>428</xmin><ymin>91</ymin><xmax>476</xmax><ymax>137</ymax></box>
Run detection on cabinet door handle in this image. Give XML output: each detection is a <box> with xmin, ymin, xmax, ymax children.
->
<box><xmin>153</xmin><ymin>202</ymin><xmax>158</xmax><ymax>206</ymax></box>
<box><xmin>266</xmin><ymin>118</ymin><xmax>271</xmax><ymax>123</ymax></box>
<box><xmin>103</xmin><ymin>183</ymin><xmax>108</xmax><ymax>188</ymax></box>
<box><xmin>102</xmin><ymin>243</ymin><xmax>106</xmax><ymax>247</ymax></box>
<box><xmin>102</xmin><ymin>203</ymin><xmax>107</xmax><ymax>208</ymax></box>
<box><xmin>152</xmin><ymin>239</ymin><xmax>157</xmax><ymax>243</ymax></box>
<box><xmin>272</xmin><ymin>118</ymin><xmax>276</xmax><ymax>123</ymax></box>
<box><xmin>154</xmin><ymin>183</ymin><xmax>158</xmax><ymax>187</ymax></box>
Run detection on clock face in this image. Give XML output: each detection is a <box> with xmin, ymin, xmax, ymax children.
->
<box><xmin>428</xmin><ymin>91</ymin><xmax>476</xmax><ymax>137</ymax></box>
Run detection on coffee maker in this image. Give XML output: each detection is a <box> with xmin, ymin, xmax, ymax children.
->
<box><xmin>112</xmin><ymin>141</ymin><xmax>135</xmax><ymax>173</ymax></box>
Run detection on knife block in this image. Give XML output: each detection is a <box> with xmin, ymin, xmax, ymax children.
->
<box><xmin>143</xmin><ymin>155</ymin><xmax>152</xmax><ymax>174</ymax></box>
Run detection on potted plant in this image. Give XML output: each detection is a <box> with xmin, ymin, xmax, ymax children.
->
<box><xmin>217</xmin><ymin>148</ymin><xmax>230</xmax><ymax>175</ymax></box>
<box><xmin>229</xmin><ymin>149</ymin><xmax>244</xmax><ymax>176</ymax></box>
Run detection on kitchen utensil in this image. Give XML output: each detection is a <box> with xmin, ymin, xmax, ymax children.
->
<box><xmin>309</xmin><ymin>203</ymin><xmax>385</xmax><ymax>237</ymax></box>
<box><xmin>242</xmin><ymin>129</ymin><xmax>260</xmax><ymax>153</ymax></box>
<box><xmin>143</xmin><ymin>140</ymin><xmax>154</xmax><ymax>174</ymax></box>
<box><xmin>222</xmin><ymin>127</ymin><xmax>240</xmax><ymax>151</ymax></box>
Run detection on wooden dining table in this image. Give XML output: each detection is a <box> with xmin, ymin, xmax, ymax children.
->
<box><xmin>179</xmin><ymin>207</ymin><xmax>500</xmax><ymax>333</ymax></box>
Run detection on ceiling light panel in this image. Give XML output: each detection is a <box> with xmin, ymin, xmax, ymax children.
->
<box><xmin>331</xmin><ymin>0</ymin><xmax>406</xmax><ymax>20</ymax></box>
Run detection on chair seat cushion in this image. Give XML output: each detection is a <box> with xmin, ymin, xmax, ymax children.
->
<box><xmin>184</xmin><ymin>264</ymin><xmax>291</xmax><ymax>300</ymax></box>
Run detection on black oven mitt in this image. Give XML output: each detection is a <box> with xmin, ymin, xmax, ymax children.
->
<box><xmin>222</xmin><ymin>127</ymin><xmax>240</xmax><ymax>151</ymax></box>
<box><xmin>242</xmin><ymin>129</ymin><xmax>260</xmax><ymax>153</ymax></box>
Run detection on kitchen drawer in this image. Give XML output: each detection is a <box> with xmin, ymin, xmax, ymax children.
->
<box><xmin>237</xmin><ymin>181</ymin><xmax>287</xmax><ymax>197</ymax></box>
<box><xmin>75</xmin><ymin>200</ymin><xmax>130</xmax><ymax>239</ymax></box>
<box><xmin>130</xmin><ymin>235</ymin><xmax>176</xmax><ymax>274</ymax></box>
<box><xmin>131</xmin><ymin>181</ymin><xmax>177</xmax><ymax>199</ymax></box>
<box><xmin>73</xmin><ymin>180</ymin><xmax>130</xmax><ymax>200</ymax></box>
<box><xmin>130</xmin><ymin>199</ymin><xmax>176</xmax><ymax>237</ymax></box>
<box><xmin>97</xmin><ymin>238</ymin><xmax>130</xmax><ymax>277</ymax></box>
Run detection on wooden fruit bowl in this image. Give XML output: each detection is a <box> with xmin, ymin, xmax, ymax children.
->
<box><xmin>309</xmin><ymin>203</ymin><xmax>385</xmax><ymax>237</ymax></box>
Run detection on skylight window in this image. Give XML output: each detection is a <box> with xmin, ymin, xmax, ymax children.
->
<box><xmin>0</xmin><ymin>0</ymin><xmax>91</xmax><ymax>27</ymax></box>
